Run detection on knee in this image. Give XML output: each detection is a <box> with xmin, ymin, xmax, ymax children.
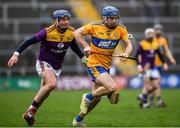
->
<box><xmin>47</xmin><ymin>79</ymin><xmax>57</xmax><ymax>90</ymax></box>
<box><xmin>108</xmin><ymin>86</ymin><xmax>116</xmax><ymax>93</ymax></box>
<box><xmin>152</xmin><ymin>80</ymin><xmax>159</xmax><ymax>88</ymax></box>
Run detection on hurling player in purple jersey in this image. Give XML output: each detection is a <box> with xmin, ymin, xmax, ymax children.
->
<box><xmin>8</xmin><ymin>10</ymin><xmax>87</xmax><ymax>126</ymax></box>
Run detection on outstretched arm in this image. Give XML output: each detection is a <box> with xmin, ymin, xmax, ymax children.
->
<box><xmin>70</xmin><ymin>39</ymin><xmax>87</xmax><ymax>65</ymax></box>
<box><xmin>157</xmin><ymin>49</ymin><xmax>168</xmax><ymax>71</ymax></box>
<box><xmin>70</xmin><ymin>39</ymin><xmax>85</xmax><ymax>59</ymax></box>
<box><xmin>135</xmin><ymin>44</ymin><xmax>143</xmax><ymax>73</ymax></box>
<box><xmin>7</xmin><ymin>36</ymin><xmax>39</xmax><ymax>67</ymax></box>
<box><xmin>120</xmin><ymin>38</ymin><xmax>133</xmax><ymax>62</ymax></box>
<box><xmin>16</xmin><ymin>36</ymin><xmax>39</xmax><ymax>54</ymax></box>
<box><xmin>164</xmin><ymin>46</ymin><xmax>176</xmax><ymax>65</ymax></box>
<box><xmin>124</xmin><ymin>38</ymin><xmax>133</xmax><ymax>56</ymax></box>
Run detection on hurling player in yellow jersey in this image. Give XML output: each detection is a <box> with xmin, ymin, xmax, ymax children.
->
<box><xmin>148</xmin><ymin>24</ymin><xmax>176</xmax><ymax>107</ymax></box>
<box><xmin>72</xmin><ymin>6</ymin><xmax>132</xmax><ymax>126</ymax></box>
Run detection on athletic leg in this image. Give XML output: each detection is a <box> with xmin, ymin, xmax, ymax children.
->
<box><xmin>22</xmin><ymin>69</ymin><xmax>57</xmax><ymax>126</ymax></box>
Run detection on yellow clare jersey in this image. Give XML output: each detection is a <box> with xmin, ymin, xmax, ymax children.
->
<box><xmin>155</xmin><ymin>36</ymin><xmax>168</xmax><ymax>66</ymax></box>
<box><xmin>83</xmin><ymin>21</ymin><xmax>128</xmax><ymax>69</ymax></box>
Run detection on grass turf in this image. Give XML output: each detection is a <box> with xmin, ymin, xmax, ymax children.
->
<box><xmin>0</xmin><ymin>89</ymin><xmax>180</xmax><ymax>127</ymax></box>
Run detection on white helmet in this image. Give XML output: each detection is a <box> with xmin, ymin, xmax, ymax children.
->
<box><xmin>145</xmin><ymin>28</ymin><xmax>154</xmax><ymax>35</ymax></box>
<box><xmin>144</xmin><ymin>28</ymin><xmax>154</xmax><ymax>38</ymax></box>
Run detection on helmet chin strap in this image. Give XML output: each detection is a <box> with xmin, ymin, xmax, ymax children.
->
<box><xmin>54</xmin><ymin>19</ymin><xmax>59</xmax><ymax>28</ymax></box>
<box><xmin>54</xmin><ymin>19</ymin><xmax>68</xmax><ymax>33</ymax></box>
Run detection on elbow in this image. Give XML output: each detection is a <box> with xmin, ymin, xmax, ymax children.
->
<box><xmin>74</xmin><ymin>30</ymin><xmax>80</xmax><ymax>38</ymax></box>
<box><xmin>73</xmin><ymin>31</ymin><xmax>78</xmax><ymax>36</ymax></box>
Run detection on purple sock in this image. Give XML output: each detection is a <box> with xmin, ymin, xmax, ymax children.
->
<box><xmin>32</xmin><ymin>100</ymin><xmax>39</xmax><ymax>108</ymax></box>
<box><xmin>142</xmin><ymin>94</ymin><xmax>147</xmax><ymax>103</ymax></box>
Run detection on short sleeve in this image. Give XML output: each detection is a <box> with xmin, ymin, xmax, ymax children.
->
<box><xmin>83</xmin><ymin>23</ymin><xmax>93</xmax><ymax>35</ymax></box>
<box><xmin>136</xmin><ymin>43</ymin><xmax>143</xmax><ymax>56</ymax></box>
<box><xmin>35</xmin><ymin>29</ymin><xmax>47</xmax><ymax>41</ymax></box>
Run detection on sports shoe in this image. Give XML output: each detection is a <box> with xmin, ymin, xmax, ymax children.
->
<box><xmin>137</xmin><ymin>94</ymin><xmax>144</xmax><ymax>102</ymax></box>
<box><xmin>80</xmin><ymin>93</ymin><xmax>91</xmax><ymax>114</ymax></box>
<box><xmin>141</xmin><ymin>102</ymin><xmax>151</xmax><ymax>108</ymax></box>
<box><xmin>157</xmin><ymin>100</ymin><xmax>166</xmax><ymax>107</ymax></box>
<box><xmin>22</xmin><ymin>109</ymin><xmax>36</xmax><ymax>126</ymax></box>
<box><xmin>72</xmin><ymin>118</ymin><xmax>86</xmax><ymax>127</ymax></box>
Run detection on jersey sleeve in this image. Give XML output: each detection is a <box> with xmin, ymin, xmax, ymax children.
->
<box><xmin>70</xmin><ymin>39</ymin><xmax>84</xmax><ymax>59</ymax></box>
<box><xmin>120</xmin><ymin>27</ymin><xmax>128</xmax><ymax>41</ymax></box>
<box><xmin>135</xmin><ymin>43</ymin><xmax>143</xmax><ymax>57</ymax></box>
<box><xmin>135</xmin><ymin>43</ymin><xmax>143</xmax><ymax>65</ymax></box>
<box><xmin>35</xmin><ymin>29</ymin><xmax>47</xmax><ymax>41</ymax></box>
<box><xmin>82</xmin><ymin>23</ymin><xmax>93</xmax><ymax>35</ymax></box>
<box><xmin>16</xmin><ymin>36</ymin><xmax>39</xmax><ymax>54</ymax></box>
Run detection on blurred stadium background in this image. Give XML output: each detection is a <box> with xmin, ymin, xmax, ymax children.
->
<box><xmin>0</xmin><ymin>0</ymin><xmax>180</xmax><ymax>127</ymax></box>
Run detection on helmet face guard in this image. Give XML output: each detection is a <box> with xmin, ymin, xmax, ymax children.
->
<box><xmin>154</xmin><ymin>24</ymin><xmax>164</xmax><ymax>37</ymax></box>
<box><xmin>145</xmin><ymin>28</ymin><xmax>155</xmax><ymax>41</ymax></box>
<box><xmin>52</xmin><ymin>10</ymin><xmax>71</xmax><ymax>31</ymax></box>
<box><xmin>102</xmin><ymin>6</ymin><xmax>120</xmax><ymax>28</ymax></box>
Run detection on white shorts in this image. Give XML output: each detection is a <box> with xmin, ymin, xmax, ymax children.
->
<box><xmin>36</xmin><ymin>60</ymin><xmax>62</xmax><ymax>79</ymax></box>
<box><xmin>145</xmin><ymin>69</ymin><xmax>160</xmax><ymax>79</ymax></box>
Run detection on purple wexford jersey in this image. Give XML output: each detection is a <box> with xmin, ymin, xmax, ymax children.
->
<box><xmin>136</xmin><ymin>39</ymin><xmax>160</xmax><ymax>69</ymax></box>
<box><xmin>35</xmin><ymin>25</ymin><xmax>75</xmax><ymax>70</ymax></box>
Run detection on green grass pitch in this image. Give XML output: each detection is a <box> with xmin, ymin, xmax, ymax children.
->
<box><xmin>0</xmin><ymin>89</ymin><xmax>180</xmax><ymax>127</ymax></box>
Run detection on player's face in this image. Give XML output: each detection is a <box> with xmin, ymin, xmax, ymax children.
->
<box><xmin>56</xmin><ymin>17</ymin><xmax>70</xmax><ymax>31</ymax></box>
<box><xmin>103</xmin><ymin>16</ymin><xmax>119</xmax><ymax>28</ymax></box>
<box><xmin>147</xmin><ymin>32</ymin><xmax>154</xmax><ymax>37</ymax></box>
<box><xmin>154</xmin><ymin>28</ymin><xmax>162</xmax><ymax>36</ymax></box>
<box><xmin>146</xmin><ymin>32</ymin><xmax>154</xmax><ymax>41</ymax></box>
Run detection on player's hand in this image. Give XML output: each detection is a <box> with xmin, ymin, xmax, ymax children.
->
<box><xmin>84</xmin><ymin>46</ymin><xmax>91</xmax><ymax>56</ymax></box>
<box><xmin>137</xmin><ymin>65</ymin><xmax>143</xmax><ymax>73</ymax></box>
<box><xmin>120</xmin><ymin>53</ymin><xmax>128</xmax><ymax>62</ymax></box>
<box><xmin>163</xmin><ymin>63</ymin><xmax>168</xmax><ymax>71</ymax></box>
<box><xmin>144</xmin><ymin>63</ymin><xmax>150</xmax><ymax>71</ymax></box>
<box><xmin>7</xmin><ymin>54</ymin><xmax>19</xmax><ymax>67</ymax></box>
<box><xmin>170</xmin><ymin>58</ymin><xmax>176</xmax><ymax>65</ymax></box>
<box><xmin>81</xmin><ymin>56</ymin><xmax>88</xmax><ymax>65</ymax></box>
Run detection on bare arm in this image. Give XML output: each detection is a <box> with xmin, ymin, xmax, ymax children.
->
<box><xmin>164</xmin><ymin>46</ymin><xmax>176</xmax><ymax>65</ymax></box>
<box><xmin>119</xmin><ymin>38</ymin><xmax>133</xmax><ymax>62</ymax></box>
<box><xmin>123</xmin><ymin>38</ymin><xmax>133</xmax><ymax>56</ymax></box>
<box><xmin>74</xmin><ymin>27</ymin><xmax>91</xmax><ymax>53</ymax></box>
